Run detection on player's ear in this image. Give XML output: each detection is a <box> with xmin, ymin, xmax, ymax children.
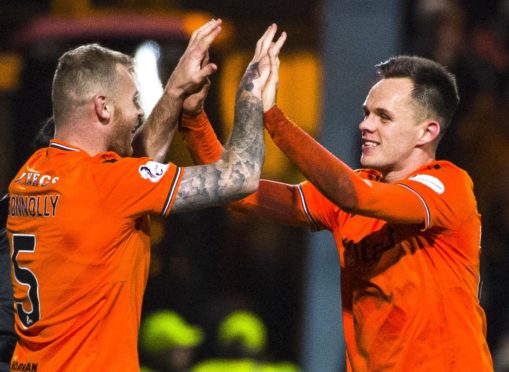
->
<box><xmin>94</xmin><ymin>95</ymin><xmax>111</xmax><ymax>124</ymax></box>
<box><xmin>417</xmin><ymin>120</ymin><xmax>440</xmax><ymax>146</ymax></box>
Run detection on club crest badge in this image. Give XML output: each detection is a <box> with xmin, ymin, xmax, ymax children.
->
<box><xmin>138</xmin><ymin>161</ymin><xmax>168</xmax><ymax>183</ymax></box>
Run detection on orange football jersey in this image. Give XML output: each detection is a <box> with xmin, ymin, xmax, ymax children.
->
<box><xmin>7</xmin><ymin>140</ymin><xmax>183</xmax><ymax>371</ymax></box>
<box><xmin>299</xmin><ymin>162</ymin><xmax>492</xmax><ymax>371</ymax></box>
<box><xmin>180</xmin><ymin>108</ymin><xmax>493</xmax><ymax>371</ymax></box>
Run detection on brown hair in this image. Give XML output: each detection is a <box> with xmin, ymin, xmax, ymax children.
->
<box><xmin>376</xmin><ymin>55</ymin><xmax>459</xmax><ymax>138</ymax></box>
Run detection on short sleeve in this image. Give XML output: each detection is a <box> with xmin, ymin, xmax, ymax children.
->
<box><xmin>398</xmin><ymin>163</ymin><xmax>477</xmax><ymax>230</ymax></box>
<box><xmin>90</xmin><ymin>154</ymin><xmax>184</xmax><ymax>219</ymax></box>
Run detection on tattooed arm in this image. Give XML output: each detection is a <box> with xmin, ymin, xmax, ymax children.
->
<box><xmin>171</xmin><ymin>25</ymin><xmax>278</xmax><ymax>213</ymax></box>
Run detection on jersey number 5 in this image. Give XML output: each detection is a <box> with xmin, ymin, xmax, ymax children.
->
<box><xmin>11</xmin><ymin>234</ymin><xmax>40</xmax><ymax>327</ymax></box>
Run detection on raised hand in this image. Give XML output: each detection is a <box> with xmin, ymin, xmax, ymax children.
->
<box><xmin>181</xmin><ymin>24</ymin><xmax>286</xmax><ymax>117</ymax></box>
<box><xmin>172</xmin><ymin>24</ymin><xmax>286</xmax><ymax>213</ymax></box>
<box><xmin>237</xmin><ymin>24</ymin><xmax>283</xmax><ymax>99</ymax></box>
<box><xmin>182</xmin><ymin>51</ymin><xmax>212</xmax><ymax>116</ymax></box>
<box><xmin>226</xmin><ymin>24</ymin><xmax>285</xmax><ymax>156</ymax></box>
<box><xmin>262</xmin><ymin>31</ymin><xmax>287</xmax><ymax>112</ymax></box>
<box><xmin>166</xmin><ymin>19</ymin><xmax>222</xmax><ymax>97</ymax></box>
<box><xmin>133</xmin><ymin>20</ymin><xmax>222</xmax><ymax>161</ymax></box>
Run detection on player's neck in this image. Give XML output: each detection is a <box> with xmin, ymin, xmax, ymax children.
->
<box><xmin>55</xmin><ymin>121</ymin><xmax>109</xmax><ymax>156</ymax></box>
<box><xmin>382</xmin><ymin>152</ymin><xmax>436</xmax><ymax>184</ymax></box>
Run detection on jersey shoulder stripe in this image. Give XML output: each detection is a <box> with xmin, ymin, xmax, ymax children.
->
<box><xmin>397</xmin><ymin>183</ymin><xmax>431</xmax><ymax>230</ymax></box>
<box><xmin>161</xmin><ymin>166</ymin><xmax>182</xmax><ymax>216</ymax></box>
<box><xmin>297</xmin><ymin>184</ymin><xmax>319</xmax><ymax>231</ymax></box>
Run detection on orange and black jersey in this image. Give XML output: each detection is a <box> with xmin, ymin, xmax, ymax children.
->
<box><xmin>7</xmin><ymin>140</ymin><xmax>183</xmax><ymax>371</ymax></box>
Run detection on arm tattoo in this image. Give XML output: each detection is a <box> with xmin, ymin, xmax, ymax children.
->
<box><xmin>172</xmin><ymin>64</ymin><xmax>264</xmax><ymax>213</ymax></box>
<box><xmin>241</xmin><ymin>62</ymin><xmax>260</xmax><ymax>92</ymax></box>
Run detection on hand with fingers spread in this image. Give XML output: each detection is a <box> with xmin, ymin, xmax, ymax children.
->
<box><xmin>166</xmin><ymin>19</ymin><xmax>222</xmax><ymax>98</ymax></box>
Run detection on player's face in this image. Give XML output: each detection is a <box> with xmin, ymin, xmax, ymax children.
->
<box><xmin>110</xmin><ymin>64</ymin><xmax>144</xmax><ymax>157</ymax></box>
<box><xmin>359</xmin><ymin>77</ymin><xmax>426</xmax><ymax>174</ymax></box>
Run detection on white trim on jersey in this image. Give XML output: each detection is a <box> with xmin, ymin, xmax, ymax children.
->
<box><xmin>397</xmin><ymin>183</ymin><xmax>431</xmax><ymax>230</ymax></box>
<box><xmin>297</xmin><ymin>184</ymin><xmax>319</xmax><ymax>231</ymax></box>
<box><xmin>49</xmin><ymin>143</ymin><xmax>80</xmax><ymax>152</ymax></box>
<box><xmin>161</xmin><ymin>167</ymin><xmax>182</xmax><ymax>216</ymax></box>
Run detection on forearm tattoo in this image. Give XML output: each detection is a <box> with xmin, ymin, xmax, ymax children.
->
<box><xmin>241</xmin><ymin>62</ymin><xmax>260</xmax><ymax>92</ymax></box>
<box><xmin>172</xmin><ymin>63</ymin><xmax>264</xmax><ymax>213</ymax></box>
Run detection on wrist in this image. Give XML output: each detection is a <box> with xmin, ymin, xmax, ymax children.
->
<box><xmin>163</xmin><ymin>84</ymin><xmax>186</xmax><ymax>101</ymax></box>
<box><xmin>180</xmin><ymin>110</ymin><xmax>209</xmax><ymax>130</ymax></box>
<box><xmin>263</xmin><ymin>105</ymin><xmax>282</xmax><ymax>123</ymax></box>
<box><xmin>263</xmin><ymin>103</ymin><xmax>276</xmax><ymax>113</ymax></box>
<box><xmin>264</xmin><ymin>105</ymin><xmax>287</xmax><ymax>135</ymax></box>
<box><xmin>182</xmin><ymin>107</ymin><xmax>204</xmax><ymax>117</ymax></box>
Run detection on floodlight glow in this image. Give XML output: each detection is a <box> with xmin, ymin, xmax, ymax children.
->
<box><xmin>134</xmin><ymin>41</ymin><xmax>164</xmax><ymax>116</ymax></box>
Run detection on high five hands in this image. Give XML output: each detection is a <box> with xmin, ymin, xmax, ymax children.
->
<box><xmin>261</xmin><ymin>25</ymin><xmax>287</xmax><ymax>112</ymax></box>
<box><xmin>167</xmin><ymin>19</ymin><xmax>223</xmax><ymax>98</ymax></box>
<box><xmin>182</xmin><ymin>23</ymin><xmax>287</xmax><ymax>116</ymax></box>
<box><xmin>239</xmin><ymin>24</ymin><xmax>287</xmax><ymax>100</ymax></box>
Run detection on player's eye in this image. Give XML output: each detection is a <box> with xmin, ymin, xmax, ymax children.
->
<box><xmin>379</xmin><ymin>111</ymin><xmax>391</xmax><ymax>122</ymax></box>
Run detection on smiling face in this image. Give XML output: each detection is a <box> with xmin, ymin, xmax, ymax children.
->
<box><xmin>109</xmin><ymin>64</ymin><xmax>144</xmax><ymax>157</ymax></box>
<box><xmin>359</xmin><ymin>77</ymin><xmax>431</xmax><ymax>178</ymax></box>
